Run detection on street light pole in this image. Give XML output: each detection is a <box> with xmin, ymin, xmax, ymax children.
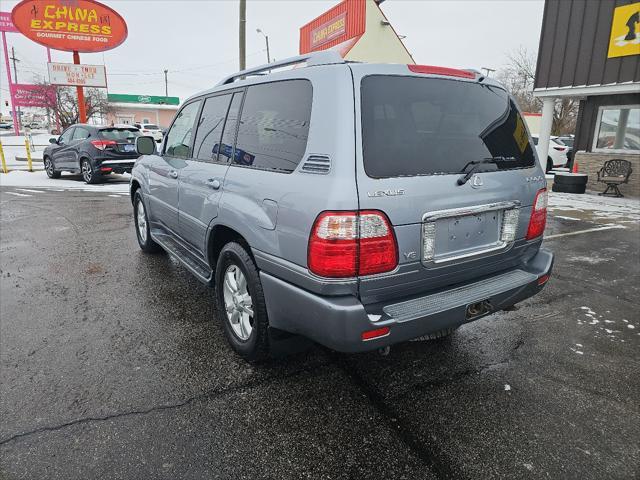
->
<box><xmin>256</xmin><ymin>28</ymin><xmax>270</xmax><ymax>64</ymax></box>
<box><xmin>239</xmin><ymin>0</ymin><xmax>246</xmax><ymax>70</ymax></box>
<box><xmin>164</xmin><ymin>69</ymin><xmax>168</xmax><ymax>97</ymax></box>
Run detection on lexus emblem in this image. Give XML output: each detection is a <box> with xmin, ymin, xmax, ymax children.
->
<box><xmin>471</xmin><ymin>175</ymin><xmax>483</xmax><ymax>188</ymax></box>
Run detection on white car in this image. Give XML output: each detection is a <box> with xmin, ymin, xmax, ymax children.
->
<box><xmin>135</xmin><ymin>123</ymin><xmax>163</xmax><ymax>143</ymax></box>
<box><xmin>532</xmin><ymin>134</ymin><xmax>569</xmax><ymax>172</ymax></box>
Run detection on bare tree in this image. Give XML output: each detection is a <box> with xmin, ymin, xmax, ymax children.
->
<box><xmin>497</xmin><ymin>46</ymin><xmax>578</xmax><ymax>135</ymax></box>
<box><xmin>33</xmin><ymin>83</ymin><xmax>112</xmax><ymax>129</ymax></box>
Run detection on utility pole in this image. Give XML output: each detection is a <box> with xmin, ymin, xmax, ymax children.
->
<box><xmin>239</xmin><ymin>0</ymin><xmax>246</xmax><ymax>71</ymax></box>
<box><xmin>256</xmin><ymin>28</ymin><xmax>270</xmax><ymax>64</ymax></box>
<box><xmin>481</xmin><ymin>66</ymin><xmax>496</xmax><ymax>78</ymax></box>
<box><xmin>164</xmin><ymin>69</ymin><xmax>168</xmax><ymax>97</ymax></box>
<box><xmin>9</xmin><ymin>47</ymin><xmax>21</xmax><ymax>131</ymax></box>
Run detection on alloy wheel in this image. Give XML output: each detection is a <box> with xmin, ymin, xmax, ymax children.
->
<box><xmin>222</xmin><ymin>264</ymin><xmax>254</xmax><ymax>341</ymax></box>
<box><xmin>81</xmin><ymin>160</ymin><xmax>92</xmax><ymax>182</ymax></box>
<box><xmin>45</xmin><ymin>158</ymin><xmax>54</xmax><ymax>177</ymax></box>
<box><xmin>136</xmin><ymin>199</ymin><xmax>147</xmax><ymax>243</ymax></box>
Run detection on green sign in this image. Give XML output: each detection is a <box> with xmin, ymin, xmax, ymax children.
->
<box><xmin>107</xmin><ymin>93</ymin><xmax>180</xmax><ymax>105</ymax></box>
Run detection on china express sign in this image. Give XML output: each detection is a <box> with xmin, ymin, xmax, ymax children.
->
<box><xmin>31</xmin><ymin>4</ymin><xmax>112</xmax><ymax>35</ymax></box>
<box><xmin>311</xmin><ymin>12</ymin><xmax>347</xmax><ymax>49</ymax></box>
<box><xmin>11</xmin><ymin>0</ymin><xmax>128</xmax><ymax>53</ymax></box>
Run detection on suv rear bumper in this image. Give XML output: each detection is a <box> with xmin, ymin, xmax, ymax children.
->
<box><xmin>99</xmin><ymin>159</ymin><xmax>136</xmax><ymax>174</ymax></box>
<box><xmin>261</xmin><ymin>248</ymin><xmax>553</xmax><ymax>353</ymax></box>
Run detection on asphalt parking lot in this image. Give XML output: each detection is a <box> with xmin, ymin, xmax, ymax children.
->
<box><xmin>1</xmin><ymin>179</ymin><xmax>638</xmax><ymax>480</ymax></box>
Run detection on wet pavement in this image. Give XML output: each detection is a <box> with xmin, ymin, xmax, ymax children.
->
<box><xmin>1</xmin><ymin>185</ymin><xmax>638</xmax><ymax>479</ymax></box>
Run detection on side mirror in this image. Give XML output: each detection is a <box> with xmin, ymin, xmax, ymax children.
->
<box><xmin>136</xmin><ymin>135</ymin><xmax>156</xmax><ymax>155</ymax></box>
<box><xmin>49</xmin><ymin>137</ymin><xmax>58</xmax><ymax>144</ymax></box>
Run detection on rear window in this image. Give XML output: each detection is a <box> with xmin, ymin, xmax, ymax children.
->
<box><xmin>361</xmin><ymin>76</ymin><xmax>536</xmax><ymax>178</ymax></box>
<box><xmin>142</xmin><ymin>124</ymin><xmax>159</xmax><ymax>130</ymax></box>
<box><xmin>99</xmin><ymin>128</ymin><xmax>140</xmax><ymax>141</ymax></box>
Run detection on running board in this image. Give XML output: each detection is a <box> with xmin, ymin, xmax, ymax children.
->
<box><xmin>151</xmin><ymin>232</ymin><xmax>213</xmax><ymax>285</ymax></box>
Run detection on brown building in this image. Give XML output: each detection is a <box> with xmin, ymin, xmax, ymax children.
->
<box><xmin>534</xmin><ymin>0</ymin><xmax>639</xmax><ymax>196</ymax></box>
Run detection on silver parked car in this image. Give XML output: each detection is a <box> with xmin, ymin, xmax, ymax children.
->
<box><xmin>130</xmin><ymin>51</ymin><xmax>553</xmax><ymax>362</ymax></box>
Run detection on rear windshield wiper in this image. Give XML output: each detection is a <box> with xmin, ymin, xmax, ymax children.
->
<box><xmin>457</xmin><ymin>156</ymin><xmax>517</xmax><ymax>185</ymax></box>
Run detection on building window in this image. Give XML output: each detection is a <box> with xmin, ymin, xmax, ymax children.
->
<box><xmin>593</xmin><ymin>105</ymin><xmax>640</xmax><ymax>152</ymax></box>
<box><xmin>142</xmin><ymin>118</ymin><xmax>151</xmax><ymax>124</ymax></box>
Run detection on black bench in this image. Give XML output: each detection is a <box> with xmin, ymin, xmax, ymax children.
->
<box><xmin>597</xmin><ymin>159</ymin><xmax>633</xmax><ymax>198</ymax></box>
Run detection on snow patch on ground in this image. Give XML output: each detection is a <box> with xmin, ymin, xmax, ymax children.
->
<box><xmin>548</xmin><ymin>191</ymin><xmax>640</xmax><ymax>222</ymax></box>
<box><xmin>567</xmin><ymin>255</ymin><xmax>611</xmax><ymax>264</ymax></box>
<box><xmin>1</xmin><ymin>170</ymin><xmax>130</xmax><ymax>194</ymax></box>
<box><xmin>554</xmin><ymin>215</ymin><xmax>581</xmax><ymax>221</ymax></box>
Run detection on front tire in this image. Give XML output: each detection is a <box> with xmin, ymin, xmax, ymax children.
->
<box><xmin>44</xmin><ymin>156</ymin><xmax>61</xmax><ymax>179</ymax></box>
<box><xmin>81</xmin><ymin>158</ymin><xmax>101</xmax><ymax>184</ymax></box>
<box><xmin>133</xmin><ymin>191</ymin><xmax>162</xmax><ymax>253</ymax></box>
<box><xmin>215</xmin><ymin>242</ymin><xmax>270</xmax><ymax>363</ymax></box>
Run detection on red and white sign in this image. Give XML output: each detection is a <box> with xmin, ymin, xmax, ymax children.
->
<box><xmin>310</xmin><ymin>12</ymin><xmax>347</xmax><ymax>50</ymax></box>
<box><xmin>10</xmin><ymin>83</ymin><xmax>56</xmax><ymax>107</ymax></box>
<box><xmin>11</xmin><ymin>0</ymin><xmax>128</xmax><ymax>53</ymax></box>
<box><xmin>48</xmin><ymin>62</ymin><xmax>107</xmax><ymax>87</ymax></box>
<box><xmin>0</xmin><ymin>11</ymin><xmax>18</xmax><ymax>32</ymax></box>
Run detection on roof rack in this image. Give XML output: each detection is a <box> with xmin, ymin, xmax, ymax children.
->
<box><xmin>216</xmin><ymin>50</ymin><xmax>345</xmax><ymax>86</ymax></box>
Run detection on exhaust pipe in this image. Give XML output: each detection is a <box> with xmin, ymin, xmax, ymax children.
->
<box><xmin>466</xmin><ymin>300</ymin><xmax>493</xmax><ymax>320</ymax></box>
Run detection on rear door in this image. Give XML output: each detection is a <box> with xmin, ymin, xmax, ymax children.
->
<box><xmin>178</xmin><ymin>91</ymin><xmax>242</xmax><ymax>255</ymax></box>
<box><xmin>352</xmin><ymin>66</ymin><xmax>545</xmax><ymax>304</ymax></box>
<box><xmin>70</xmin><ymin>127</ymin><xmax>91</xmax><ymax>168</ymax></box>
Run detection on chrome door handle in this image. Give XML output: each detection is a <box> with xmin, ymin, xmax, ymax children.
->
<box><xmin>168</xmin><ymin>170</ymin><xmax>178</xmax><ymax>179</ymax></box>
<box><xmin>207</xmin><ymin>179</ymin><xmax>221</xmax><ymax>190</ymax></box>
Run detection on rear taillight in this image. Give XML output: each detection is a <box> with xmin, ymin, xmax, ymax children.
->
<box><xmin>526</xmin><ymin>188</ymin><xmax>547</xmax><ymax>240</ymax></box>
<box><xmin>91</xmin><ymin>140</ymin><xmax>117</xmax><ymax>151</ymax></box>
<box><xmin>553</xmin><ymin>146</ymin><xmax>565</xmax><ymax>151</ymax></box>
<box><xmin>142</xmin><ymin>129</ymin><xmax>150</xmax><ymax>133</ymax></box>
<box><xmin>308</xmin><ymin>210</ymin><xmax>398</xmax><ymax>278</ymax></box>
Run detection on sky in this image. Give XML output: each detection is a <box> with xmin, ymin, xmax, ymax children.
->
<box><xmin>0</xmin><ymin>0</ymin><xmax>545</xmax><ymax>111</ymax></box>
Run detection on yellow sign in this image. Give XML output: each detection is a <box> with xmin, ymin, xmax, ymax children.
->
<box><xmin>514</xmin><ymin>116</ymin><xmax>528</xmax><ymax>154</ymax></box>
<box><xmin>607</xmin><ymin>2</ymin><xmax>640</xmax><ymax>58</ymax></box>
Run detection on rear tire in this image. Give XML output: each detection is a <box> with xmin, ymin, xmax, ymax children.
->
<box><xmin>44</xmin><ymin>156</ymin><xmax>61</xmax><ymax>179</ymax></box>
<box><xmin>215</xmin><ymin>242</ymin><xmax>270</xmax><ymax>363</ymax></box>
<box><xmin>133</xmin><ymin>191</ymin><xmax>162</xmax><ymax>253</ymax></box>
<box><xmin>546</xmin><ymin>158</ymin><xmax>553</xmax><ymax>173</ymax></box>
<box><xmin>553</xmin><ymin>173</ymin><xmax>588</xmax><ymax>186</ymax></box>
<box><xmin>81</xmin><ymin>158</ymin><xmax>101</xmax><ymax>184</ymax></box>
<box><xmin>552</xmin><ymin>183</ymin><xmax>586</xmax><ymax>194</ymax></box>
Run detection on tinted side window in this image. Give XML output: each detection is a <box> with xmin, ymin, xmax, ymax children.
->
<box><xmin>218</xmin><ymin>93</ymin><xmax>243</xmax><ymax>163</ymax></box>
<box><xmin>234</xmin><ymin>80</ymin><xmax>312</xmax><ymax>172</ymax></box>
<box><xmin>165</xmin><ymin>101</ymin><xmax>201</xmax><ymax>158</ymax></box>
<box><xmin>193</xmin><ymin>94</ymin><xmax>232</xmax><ymax>162</ymax></box>
<box><xmin>73</xmin><ymin>127</ymin><xmax>90</xmax><ymax>140</ymax></box>
<box><xmin>58</xmin><ymin>128</ymin><xmax>74</xmax><ymax>144</ymax></box>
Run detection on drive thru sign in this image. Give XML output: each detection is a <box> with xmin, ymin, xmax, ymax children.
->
<box><xmin>48</xmin><ymin>62</ymin><xmax>107</xmax><ymax>88</ymax></box>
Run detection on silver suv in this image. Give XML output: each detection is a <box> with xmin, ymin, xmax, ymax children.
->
<box><xmin>130</xmin><ymin>52</ymin><xmax>553</xmax><ymax>362</ymax></box>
